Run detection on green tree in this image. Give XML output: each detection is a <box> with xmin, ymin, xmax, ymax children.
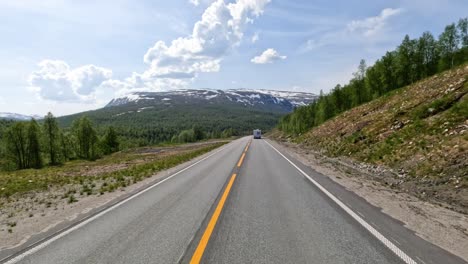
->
<box><xmin>438</xmin><ymin>23</ymin><xmax>460</xmax><ymax>69</ymax></box>
<box><xmin>4</xmin><ymin>122</ymin><xmax>28</xmax><ymax>169</ymax></box>
<box><xmin>380</xmin><ymin>51</ymin><xmax>397</xmax><ymax>93</ymax></box>
<box><xmin>350</xmin><ymin>59</ymin><xmax>367</xmax><ymax>106</ymax></box>
<box><xmin>73</xmin><ymin>116</ymin><xmax>98</xmax><ymax>160</ymax></box>
<box><xmin>457</xmin><ymin>18</ymin><xmax>468</xmax><ymax>47</ymax></box>
<box><xmin>365</xmin><ymin>64</ymin><xmax>383</xmax><ymax>98</ymax></box>
<box><xmin>178</xmin><ymin>129</ymin><xmax>195</xmax><ymax>143</ymax></box>
<box><xmin>418</xmin><ymin>32</ymin><xmax>439</xmax><ymax>77</ymax></box>
<box><xmin>102</xmin><ymin>126</ymin><xmax>119</xmax><ymax>154</ymax></box>
<box><xmin>192</xmin><ymin>125</ymin><xmax>204</xmax><ymax>141</ymax></box>
<box><xmin>26</xmin><ymin>119</ymin><xmax>43</xmax><ymax>169</ymax></box>
<box><xmin>43</xmin><ymin>112</ymin><xmax>61</xmax><ymax>165</ymax></box>
<box><xmin>59</xmin><ymin>131</ymin><xmax>75</xmax><ymax>161</ymax></box>
<box><xmin>221</xmin><ymin>128</ymin><xmax>234</xmax><ymax>138</ymax></box>
<box><xmin>397</xmin><ymin>35</ymin><xmax>415</xmax><ymax>86</ymax></box>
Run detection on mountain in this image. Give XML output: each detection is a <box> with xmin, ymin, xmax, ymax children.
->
<box><xmin>106</xmin><ymin>89</ymin><xmax>317</xmax><ymax>112</ymax></box>
<box><xmin>57</xmin><ymin>89</ymin><xmax>317</xmax><ymax>145</ymax></box>
<box><xmin>0</xmin><ymin>112</ymin><xmax>41</xmax><ymax>121</ymax></box>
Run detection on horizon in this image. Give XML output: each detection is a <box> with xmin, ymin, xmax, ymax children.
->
<box><xmin>0</xmin><ymin>0</ymin><xmax>467</xmax><ymax>116</ymax></box>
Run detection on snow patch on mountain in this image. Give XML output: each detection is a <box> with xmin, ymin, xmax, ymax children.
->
<box><xmin>106</xmin><ymin>88</ymin><xmax>317</xmax><ymax>111</ymax></box>
<box><xmin>0</xmin><ymin>112</ymin><xmax>42</xmax><ymax>121</ymax></box>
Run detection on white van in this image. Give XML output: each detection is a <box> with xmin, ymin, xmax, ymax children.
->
<box><xmin>253</xmin><ymin>129</ymin><xmax>262</xmax><ymax>139</ymax></box>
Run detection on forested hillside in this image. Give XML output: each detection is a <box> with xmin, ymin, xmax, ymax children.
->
<box><xmin>57</xmin><ymin>103</ymin><xmax>280</xmax><ymax>146</ymax></box>
<box><xmin>273</xmin><ymin>65</ymin><xmax>467</xmax><ymax>212</ymax></box>
<box><xmin>279</xmin><ymin>18</ymin><xmax>468</xmax><ymax>134</ymax></box>
<box><xmin>57</xmin><ymin>89</ymin><xmax>316</xmax><ymax>146</ymax></box>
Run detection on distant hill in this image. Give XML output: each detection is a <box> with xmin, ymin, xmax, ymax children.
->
<box><xmin>0</xmin><ymin>112</ymin><xmax>41</xmax><ymax>121</ymax></box>
<box><xmin>57</xmin><ymin>89</ymin><xmax>317</xmax><ymax>145</ymax></box>
<box><xmin>106</xmin><ymin>89</ymin><xmax>317</xmax><ymax>111</ymax></box>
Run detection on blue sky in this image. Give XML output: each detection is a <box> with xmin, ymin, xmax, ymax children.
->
<box><xmin>0</xmin><ymin>0</ymin><xmax>466</xmax><ymax>116</ymax></box>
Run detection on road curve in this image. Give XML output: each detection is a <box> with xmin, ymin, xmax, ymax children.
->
<box><xmin>2</xmin><ymin>136</ymin><xmax>465</xmax><ymax>264</ymax></box>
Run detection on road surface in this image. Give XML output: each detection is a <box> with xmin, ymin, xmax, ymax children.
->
<box><xmin>1</xmin><ymin>137</ymin><xmax>465</xmax><ymax>264</ymax></box>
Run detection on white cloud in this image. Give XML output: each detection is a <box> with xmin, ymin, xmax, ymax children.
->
<box><xmin>251</xmin><ymin>32</ymin><xmax>259</xmax><ymax>43</ymax></box>
<box><xmin>347</xmin><ymin>8</ymin><xmax>402</xmax><ymax>37</ymax></box>
<box><xmin>189</xmin><ymin>0</ymin><xmax>200</xmax><ymax>6</ymax></box>
<box><xmin>136</xmin><ymin>0</ymin><xmax>270</xmax><ymax>92</ymax></box>
<box><xmin>251</xmin><ymin>48</ymin><xmax>286</xmax><ymax>64</ymax></box>
<box><xmin>28</xmin><ymin>60</ymin><xmax>112</xmax><ymax>102</ymax></box>
<box><xmin>26</xmin><ymin>0</ymin><xmax>270</xmax><ymax>100</ymax></box>
<box><xmin>300</xmin><ymin>7</ymin><xmax>403</xmax><ymax>53</ymax></box>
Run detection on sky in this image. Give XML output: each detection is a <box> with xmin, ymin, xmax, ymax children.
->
<box><xmin>0</xmin><ymin>0</ymin><xmax>466</xmax><ymax>116</ymax></box>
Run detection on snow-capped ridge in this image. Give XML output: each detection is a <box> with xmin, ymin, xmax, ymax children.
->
<box><xmin>106</xmin><ymin>88</ymin><xmax>317</xmax><ymax>111</ymax></box>
<box><xmin>0</xmin><ymin>112</ymin><xmax>42</xmax><ymax>121</ymax></box>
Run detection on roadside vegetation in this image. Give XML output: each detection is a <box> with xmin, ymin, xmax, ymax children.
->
<box><xmin>273</xmin><ymin>17</ymin><xmax>468</xmax><ymax>212</ymax></box>
<box><xmin>273</xmin><ymin>64</ymin><xmax>467</xmax><ymax>212</ymax></box>
<box><xmin>0</xmin><ymin>113</ymin><xmax>118</xmax><ymax>171</ymax></box>
<box><xmin>0</xmin><ymin>141</ymin><xmax>227</xmax><ymax>198</ymax></box>
<box><xmin>0</xmin><ymin>111</ymin><xmax>231</xmax><ymax>172</ymax></box>
<box><xmin>0</xmin><ymin>141</ymin><xmax>227</xmax><ymax>235</ymax></box>
<box><xmin>279</xmin><ymin>18</ymin><xmax>467</xmax><ymax>134</ymax></box>
<box><xmin>0</xmin><ymin>111</ymin><xmax>231</xmax><ymax>217</ymax></box>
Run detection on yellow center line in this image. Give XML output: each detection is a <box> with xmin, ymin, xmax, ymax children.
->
<box><xmin>244</xmin><ymin>140</ymin><xmax>251</xmax><ymax>152</ymax></box>
<box><xmin>190</xmin><ymin>173</ymin><xmax>237</xmax><ymax>264</ymax></box>
<box><xmin>237</xmin><ymin>153</ymin><xmax>246</xmax><ymax>167</ymax></box>
<box><xmin>190</xmin><ymin>141</ymin><xmax>250</xmax><ymax>263</ymax></box>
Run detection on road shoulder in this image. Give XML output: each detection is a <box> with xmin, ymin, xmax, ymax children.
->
<box><xmin>268</xmin><ymin>138</ymin><xmax>468</xmax><ymax>262</ymax></box>
<box><xmin>0</xmin><ymin>141</ymin><xmax>230</xmax><ymax>262</ymax></box>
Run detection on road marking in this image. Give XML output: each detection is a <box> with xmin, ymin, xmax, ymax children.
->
<box><xmin>2</xmin><ymin>140</ymin><xmax>237</xmax><ymax>264</ymax></box>
<box><xmin>264</xmin><ymin>140</ymin><xmax>418</xmax><ymax>264</ymax></box>
<box><xmin>416</xmin><ymin>256</ymin><xmax>427</xmax><ymax>264</ymax></box>
<box><xmin>390</xmin><ymin>237</ymin><xmax>401</xmax><ymax>246</ymax></box>
<box><xmin>237</xmin><ymin>153</ymin><xmax>246</xmax><ymax>167</ymax></box>
<box><xmin>190</xmin><ymin>173</ymin><xmax>237</xmax><ymax>264</ymax></box>
<box><xmin>356</xmin><ymin>210</ymin><xmax>365</xmax><ymax>218</ymax></box>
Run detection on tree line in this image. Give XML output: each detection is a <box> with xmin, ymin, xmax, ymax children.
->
<box><xmin>1</xmin><ymin>113</ymin><xmax>119</xmax><ymax>170</ymax></box>
<box><xmin>279</xmin><ymin>18</ymin><xmax>468</xmax><ymax>135</ymax></box>
<box><xmin>172</xmin><ymin>126</ymin><xmax>234</xmax><ymax>143</ymax></box>
<box><xmin>0</xmin><ymin>112</ymin><xmax>235</xmax><ymax>171</ymax></box>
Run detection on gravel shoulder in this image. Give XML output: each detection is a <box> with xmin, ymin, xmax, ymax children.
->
<box><xmin>270</xmin><ymin>138</ymin><xmax>468</xmax><ymax>262</ymax></box>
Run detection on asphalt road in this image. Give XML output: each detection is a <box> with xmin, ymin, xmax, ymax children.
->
<box><xmin>2</xmin><ymin>137</ymin><xmax>466</xmax><ymax>264</ymax></box>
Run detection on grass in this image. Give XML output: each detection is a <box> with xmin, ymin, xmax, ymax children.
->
<box><xmin>67</xmin><ymin>194</ymin><xmax>77</xmax><ymax>204</ymax></box>
<box><xmin>297</xmin><ymin>66</ymin><xmax>467</xmax><ymax>176</ymax></box>
<box><xmin>0</xmin><ymin>141</ymin><xmax>227</xmax><ymax>198</ymax></box>
<box><xmin>274</xmin><ymin>65</ymin><xmax>468</xmax><ymax>210</ymax></box>
<box><xmin>96</xmin><ymin>142</ymin><xmax>225</xmax><ymax>194</ymax></box>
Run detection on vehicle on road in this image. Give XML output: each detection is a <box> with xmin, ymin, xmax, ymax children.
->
<box><xmin>253</xmin><ymin>129</ymin><xmax>261</xmax><ymax>139</ymax></box>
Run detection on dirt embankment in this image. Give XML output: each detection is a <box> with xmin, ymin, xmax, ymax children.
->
<box><xmin>269</xmin><ymin>138</ymin><xmax>468</xmax><ymax>261</ymax></box>
<box><xmin>275</xmin><ymin>66</ymin><xmax>468</xmax><ymax>213</ymax></box>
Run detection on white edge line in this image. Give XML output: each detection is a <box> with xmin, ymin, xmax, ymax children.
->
<box><xmin>391</xmin><ymin>237</ymin><xmax>402</xmax><ymax>246</ymax></box>
<box><xmin>3</xmin><ymin>141</ymin><xmax>234</xmax><ymax>264</ymax></box>
<box><xmin>416</xmin><ymin>256</ymin><xmax>427</xmax><ymax>264</ymax></box>
<box><xmin>356</xmin><ymin>210</ymin><xmax>365</xmax><ymax>218</ymax></box>
<box><xmin>264</xmin><ymin>140</ymin><xmax>418</xmax><ymax>264</ymax></box>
